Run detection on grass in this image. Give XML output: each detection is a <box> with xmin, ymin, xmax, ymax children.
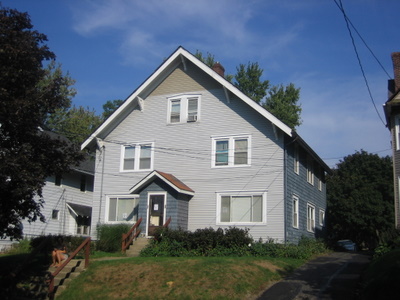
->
<box><xmin>56</xmin><ymin>256</ymin><xmax>305</xmax><ymax>300</ymax></box>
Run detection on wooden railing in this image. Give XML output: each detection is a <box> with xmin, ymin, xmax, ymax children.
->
<box><xmin>163</xmin><ymin>216</ymin><xmax>171</xmax><ymax>228</ymax></box>
<box><xmin>121</xmin><ymin>217</ymin><xmax>142</xmax><ymax>253</ymax></box>
<box><xmin>48</xmin><ymin>237</ymin><xmax>91</xmax><ymax>300</ymax></box>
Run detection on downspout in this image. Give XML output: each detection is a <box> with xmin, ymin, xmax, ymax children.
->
<box><xmin>96</xmin><ymin>138</ymin><xmax>106</xmax><ymax>225</ymax></box>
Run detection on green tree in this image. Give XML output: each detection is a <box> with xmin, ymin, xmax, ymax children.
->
<box><xmin>232</xmin><ymin>62</ymin><xmax>270</xmax><ymax>104</ymax></box>
<box><xmin>326</xmin><ymin>150</ymin><xmax>394</xmax><ymax>249</ymax></box>
<box><xmin>264</xmin><ymin>83</ymin><xmax>302</xmax><ymax>128</ymax></box>
<box><xmin>102</xmin><ymin>99</ymin><xmax>124</xmax><ymax>120</ymax></box>
<box><xmin>46</xmin><ymin>106</ymin><xmax>103</xmax><ymax>145</ymax></box>
<box><xmin>0</xmin><ymin>6</ymin><xmax>83</xmax><ymax>239</ymax></box>
<box><xmin>194</xmin><ymin>50</ymin><xmax>301</xmax><ymax>128</ymax></box>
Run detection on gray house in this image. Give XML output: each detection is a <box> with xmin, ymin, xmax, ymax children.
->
<box><xmin>384</xmin><ymin>52</ymin><xmax>400</xmax><ymax>229</ymax></box>
<box><xmin>82</xmin><ymin>46</ymin><xmax>330</xmax><ymax>243</ymax></box>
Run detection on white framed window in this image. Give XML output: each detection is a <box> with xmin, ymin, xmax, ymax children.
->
<box><xmin>52</xmin><ymin>210</ymin><xmax>59</xmax><ymax>220</ymax></box>
<box><xmin>106</xmin><ymin>196</ymin><xmax>139</xmax><ymax>223</ymax></box>
<box><xmin>216</xmin><ymin>191</ymin><xmax>266</xmax><ymax>225</ymax></box>
<box><xmin>307</xmin><ymin>156</ymin><xmax>314</xmax><ymax>185</ymax></box>
<box><xmin>121</xmin><ymin>143</ymin><xmax>154</xmax><ymax>172</ymax></box>
<box><xmin>212</xmin><ymin>135</ymin><xmax>251</xmax><ymax>167</ymax></box>
<box><xmin>294</xmin><ymin>144</ymin><xmax>300</xmax><ymax>174</ymax></box>
<box><xmin>307</xmin><ymin>203</ymin><xmax>315</xmax><ymax>232</ymax></box>
<box><xmin>317</xmin><ymin>167</ymin><xmax>323</xmax><ymax>191</ymax></box>
<box><xmin>167</xmin><ymin>95</ymin><xmax>200</xmax><ymax>124</ymax></box>
<box><xmin>395</xmin><ymin>115</ymin><xmax>400</xmax><ymax>150</ymax></box>
<box><xmin>292</xmin><ymin>195</ymin><xmax>299</xmax><ymax>228</ymax></box>
<box><xmin>319</xmin><ymin>209</ymin><xmax>325</xmax><ymax>227</ymax></box>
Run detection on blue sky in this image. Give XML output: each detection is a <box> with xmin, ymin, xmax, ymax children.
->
<box><xmin>3</xmin><ymin>0</ymin><xmax>400</xmax><ymax>168</ymax></box>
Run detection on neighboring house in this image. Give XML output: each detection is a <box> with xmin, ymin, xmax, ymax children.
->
<box><xmin>383</xmin><ymin>52</ymin><xmax>400</xmax><ymax>229</ymax></box>
<box><xmin>20</xmin><ymin>157</ymin><xmax>94</xmax><ymax>239</ymax></box>
<box><xmin>82</xmin><ymin>46</ymin><xmax>331</xmax><ymax>243</ymax></box>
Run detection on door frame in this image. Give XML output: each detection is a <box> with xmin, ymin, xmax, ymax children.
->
<box><xmin>146</xmin><ymin>191</ymin><xmax>167</xmax><ymax>236</ymax></box>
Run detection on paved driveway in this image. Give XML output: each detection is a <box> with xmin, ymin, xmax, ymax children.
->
<box><xmin>257</xmin><ymin>252</ymin><xmax>371</xmax><ymax>300</ymax></box>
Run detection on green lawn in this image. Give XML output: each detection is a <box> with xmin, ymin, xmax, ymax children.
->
<box><xmin>57</xmin><ymin>256</ymin><xmax>305</xmax><ymax>300</ymax></box>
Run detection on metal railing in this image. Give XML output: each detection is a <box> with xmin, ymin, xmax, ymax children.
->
<box><xmin>48</xmin><ymin>236</ymin><xmax>91</xmax><ymax>300</ymax></box>
<box><xmin>121</xmin><ymin>217</ymin><xmax>142</xmax><ymax>253</ymax></box>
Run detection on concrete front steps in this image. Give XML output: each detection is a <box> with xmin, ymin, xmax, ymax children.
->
<box><xmin>125</xmin><ymin>237</ymin><xmax>150</xmax><ymax>257</ymax></box>
<box><xmin>49</xmin><ymin>259</ymin><xmax>85</xmax><ymax>299</ymax></box>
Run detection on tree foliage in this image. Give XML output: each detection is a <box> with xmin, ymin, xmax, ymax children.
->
<box><xmin>46</xmin><ymin>106</ymin><xmax>103</xmax><ymax>145</ymax></box>
<box><xmin>0</xmin><ymin>6</ymin><xmax>83</xmax><ymax>239</ymax></box>
<box><xmin>326</xmin><ymin>150</ymin><xmax>394</xmax><ymax>248</ymax></box>
<box><xmin>264</xmin><ymin>83</ymin><xmax>302</xmax><ymax>128</ymax></box>
<box><xmin>102</xmin><ymin>99</ymin><xmax>124</xmax><ymax>120</ymax></box>
<box><xmin>194</xmin><ymin>50</ymin><xmax>301</xmax><ymax>128</ymax></box>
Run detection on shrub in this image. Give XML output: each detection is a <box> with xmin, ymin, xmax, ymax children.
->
<box><xmin>96</xmin><ymin>224</ymin><xmax>132</xmax><ymax>252</ymax></box>
<box><xmin>6</xmin><ymin>239</ymin><xmax>31</xmax><ymax>255</ymax></box>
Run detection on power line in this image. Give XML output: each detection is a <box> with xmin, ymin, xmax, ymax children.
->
<box><xmin>334</xmin><ymin>0</ymin><xmax>386</xmax><ymax>127</ymax></box>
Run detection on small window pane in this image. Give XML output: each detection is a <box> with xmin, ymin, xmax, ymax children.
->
<box><xmin>108</xmin><ymin>198</ymin><xmax>117</xmax><ymax>221</ymax></box>
<box><xmin>170</xmin><ymin>99</ymin><xmax>181</xmax><ymax>123</ymax></box>
<box><xmin>187</xmin><ymin>98</ymin><xmax>198</xmax><ymax>121</ymax></box>
<box><xmin>221</xmin><ymin>196</ymin><xmax>230</xmax><ymax>222</ymax></box>
<box><xmin>139</xmin><ymin>145</ymin><xmax>151</xmax><ymax>169</ymax></box>
<box><xmin>124</xmin><ymin>147</ymin><xmax>135</xmax><ymax>170</ymax></box>
<box><xmin>216</xmin><ymin>140</ymin><xmax>229</xmax><ymax>165</ymax></box>
<box><xmin>52</xmin><ymin>210</ymin><xmax>59</xmax><ymax>220</ymax></box>
<box><xmin>234</xmin><ymin>139</ymin><xmax>248</xmax><ymax>165</ymax></box>
<box><xmin>252</xmin><ymin>195</ymin><xmax>262</xmax><ymax>222</ymax></box>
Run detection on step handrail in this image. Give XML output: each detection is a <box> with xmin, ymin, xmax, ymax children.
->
<box><xmin>48</xmin><ymin>236</ymin><xmax>91</xmax><ymax>300</ymax></box>
<box><xmin>121</xmin><ymin>217</ymin><xmax>142</xmax><ymax>253</ymax></box>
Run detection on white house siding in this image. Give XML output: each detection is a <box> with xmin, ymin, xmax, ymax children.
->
<box><xmin>91</xmin><ymin>61</ymin><xmax>286</xmax><ymax>241</ymax></box>
<box><xmin>21</xmin><ymin>171</ymin><xmax>94</xmax><ymax>239</ymax></box>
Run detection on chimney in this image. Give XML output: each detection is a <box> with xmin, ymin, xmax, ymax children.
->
<box><xmin>212</xmin><ymin>62</ymin><xmax>225</xmax><ymax>77</ymax></box>
<box><xmin>392</xmin><ymin>52</ymin><xmax>400</xmax><ymax>92</ymax></box>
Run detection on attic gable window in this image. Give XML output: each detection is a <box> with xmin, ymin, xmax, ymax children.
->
<box><xmin>121</xmin><ymin>143</ymin><xmax>154</xmax><ymax>172</ymax></box>
<box><xmin>168</xmin><ymin>95</ymin><xmax>200</xmax><ymax>124</ymax></box>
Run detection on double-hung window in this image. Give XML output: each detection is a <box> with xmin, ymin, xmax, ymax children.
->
<box><xmin>292</xmin><ymin>195</ymin><xmax>299</xmax><ymax>228</ymax></box>
<box><xmin>168</xmin><ymin>95</ymin><xmax>200</xmax><ymax>123</ymax></box>
<box><xmin>212</xmin><ymin>135</ymin><xmax>251</xmax><ymax>167</ymax></box>
<box><xmin>307</xmin><ymin>203</ymin><xmax>315</xmax><ymax>232</ymax></box>
<box><xmin>395</xmin><ymin>116</ymin><xmax>400</xmax><ymax>150</ymax></box>
<box><xmin>319</xmin><ymin>209</ymin><xmax>325</xmax><ymax>227</ymax></box>
<box><xmin>307</xmin><ymin>156</ymin><xmax>314</xmax><ymax>185</ymax></box>
<box><xmin>217</xmin><ymin>192</ymin><xmax>266</xmax><ymax>224</ymax></box>
<box><xmin>294</xmin><ymin>145</ymin><xmax>300</xmax><ymax>174</ymax></box>
<box><xmin>107</xmin><ymin>196</ymin><xmax>139</xmax><ymax>223</ymax></box>
<box><xmin>121</xmin><ymin>143</ymin><xmax>153</xmax><ymax>172</ymax></box>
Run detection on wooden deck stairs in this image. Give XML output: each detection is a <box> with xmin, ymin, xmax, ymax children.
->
<box><xmin>49</xmin><ymin>259</ymin><xmax>85</xmax><ymax>299</ymax></box>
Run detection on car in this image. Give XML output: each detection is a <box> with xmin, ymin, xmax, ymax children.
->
<box><xmin>336</xmin><ymin>239</ymin><xmax>357</xmax><ymax>252</ymax></box>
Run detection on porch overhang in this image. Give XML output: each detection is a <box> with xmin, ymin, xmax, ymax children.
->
<box><xmin>67</xmin><ymin>203</ymin><xmax>92</xmax><ymax>217</ymax></box>
<box><xmin>129</xmin><ymin>170</ymin><xmax>195</xmax><ymax>196</ymax></box>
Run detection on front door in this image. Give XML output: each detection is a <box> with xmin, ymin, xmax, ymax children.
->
<box><xmin>147</xmin><ymin>193</ymin><xmax>166</xmax><ymax>236</ymax></box>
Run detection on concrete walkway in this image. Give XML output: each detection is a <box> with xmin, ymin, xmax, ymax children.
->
<box><xmin>257</xmin><ymin>252</ymin><xmax>371</xmax><ymax>300</ymax></box>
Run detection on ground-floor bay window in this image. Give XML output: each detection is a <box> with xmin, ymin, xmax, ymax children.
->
<box><xmin>107</xmin><ymin>196</ymin><xmax>139</xmax><ymax>223</ymax></box>
<box><xmin>216</xmin><ymin>191</ymin><xmax>266</xmax><ymax>225</ymax></box>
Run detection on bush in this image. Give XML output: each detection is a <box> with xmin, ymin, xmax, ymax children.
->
<box><xmin>6</xmin><ymin>239</ymin><xmax>31</xmax><ymax>255</ymax></box>
<box><xmin>96</xmin><ymin>224</ymin><xmax>132</xmax><ymax>252</ymax></box>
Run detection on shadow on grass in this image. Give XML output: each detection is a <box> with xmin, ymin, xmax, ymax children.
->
<box><xmin>0</xmin><ymin>253</ymin><xmax>51</xmax><ymax>300</ymax></box>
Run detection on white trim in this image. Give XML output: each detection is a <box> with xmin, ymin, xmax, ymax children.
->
<box><xmin>81</xmin><ymin>47</ymin><xmax>292</xmax><ymax>150</ymax></box>
<box><xmin>307</xmin><ymin>203</ymin><xmax>315</xmax><ymax>232</ymax></box>
<box><xmin>146</xmin><ymin>191</ymin><xmax>167</xmax><ymax>236</ymax></box>
<box><xmin>292</xmin><ymin>194</ymin><xmax>299</xmax><ymax>229</ymax></box>
<box><xmin>319</xmin><ymin>209</ymin><xmax>325</xmax><ymax>227</ymax></box>
<box><xmin>216</xmin><ymin>191</ymin><xmax>267</xmax><ymax>225</ymax></box>
<box><xmin>211</xmin><ymin>134</ymin><xmax>251</xmax><ymax>168</ymax></box>
<box><xmin>120</xmin><ymin>142</ymin><xmax>154</xmax><ymax>172</ymax></box>
<box><xmin>167</xmin><ymin>94</ymin><xmax>201</xmax><ymax>124</ymax></box>
<box><xmin>395</xmin><ymin>115</ymin><xmax>400</xmax><ymax>150</ymax></box>
<box><xmin>105</xmin><ymin>195</ymin><xmax>140</xmax><ymax>224</ymax></box>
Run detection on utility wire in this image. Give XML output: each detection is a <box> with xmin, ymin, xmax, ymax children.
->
<box><xmin>333</xmin><ymin>0</ymin><xmax>392</xmax><ymax>79</ymax></box>
<box><xmin>334</xmin><ymin>0</ymin><xmax>386</xmax><ymax>127</ymax></box>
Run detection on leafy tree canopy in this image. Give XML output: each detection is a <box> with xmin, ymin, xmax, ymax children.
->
<box><xmin>102</xmin><ymin>99</ymin><xmax>124</xmax><ymax>120</ymax></box>
<box><xmin>0</xmin><ymin>6</ymin><xmax>83</xmax><ymax>239</ymax></box>
<box><xmin>326</xmin><ymin>150</ymin><xmax>394</xmax><ymax>249</ymax></box>
<box><xmin>194</xmin><ymin>50</ymin><xmax>301</xmax><ymax>128</ymax></box>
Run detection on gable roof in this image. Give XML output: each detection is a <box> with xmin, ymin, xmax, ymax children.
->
<box><xmin>81</xmin><ymin>46</ymin><xmax>292</xmax><ymax>150</ymax></box>
<box><xmin>129</xmin><ymin>170</ymin><xmax>195</xmax><ymax>196</ymax></box>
